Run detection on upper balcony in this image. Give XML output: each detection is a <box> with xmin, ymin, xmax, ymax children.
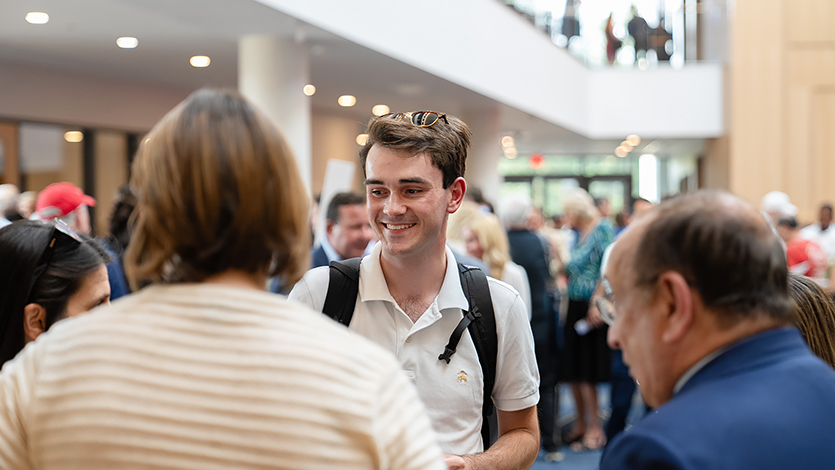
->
<box><xmin>258</xmin><ymin>0</ymin><xmax>724</xmax><ymax>140</ymax></box>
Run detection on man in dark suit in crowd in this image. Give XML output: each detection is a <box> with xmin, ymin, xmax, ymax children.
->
<box><xmin>499</xmin><ymin>194</ymin><xmax>559</xmax><ymax>456</ymax></box>
<box><xmin>311</xmin><ymin>192</ymin><xmax>374</xmax><ymax>268</ymax></box>
<box><xmin>270</xmin><ymin>192</ymin><xmax>372</xmax><ymax>294</ymax></box>
<box><xmin>600</xmin><ymin>190</ymin><xmax>835</xmax><ymax>470</ymax></box>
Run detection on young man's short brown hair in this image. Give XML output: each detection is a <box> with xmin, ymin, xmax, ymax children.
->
<box><xmin>358</xmin><ymin>113</ymin><xmax>472</xmax><ymax>189</ymax></box>
<box><xmin>125</xmin><ymin>89</ymin><xmax>309</xmax><ymax>287</ymax></box>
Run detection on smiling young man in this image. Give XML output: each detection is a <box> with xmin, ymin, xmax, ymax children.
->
<box><xmin>599</xmin><ymin>191</ymin><xmax>835</xmax><ymax>470</ymax></box>
<box><xmin>290</xmin><ymin>112</ymin><xmax>540</xmax><ymax>470</ymax></box>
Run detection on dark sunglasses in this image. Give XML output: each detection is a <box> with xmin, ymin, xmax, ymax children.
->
<box><xmin>381</xmin><ymin>110</ymin><xmax>448</xmax><ymax>128</ymax></box>
<box><xmin>26</xmin><ymin>219</ymin><xmax>83</xmax><ymax>303</ymax></box>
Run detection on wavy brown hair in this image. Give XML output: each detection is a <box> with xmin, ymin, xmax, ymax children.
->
<box><xmin>358</xmin><ymin>112</ymin><xmax>471</xmax><ymax>189</ymax></box>
<box><xmin>788</xmin><ymin>273</ymin><xmax>835</xmax><ymax>368</ymax></box>
<box><xmin>125</xmin><ymin>89</ymin><xmax>309</xmax><ymax>288</ymax></box>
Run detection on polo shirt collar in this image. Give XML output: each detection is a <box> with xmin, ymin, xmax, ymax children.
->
<box><xmin>359</xmin><ymin>243</ymin><xmax>470</xmax><ymax>313</ymax></box>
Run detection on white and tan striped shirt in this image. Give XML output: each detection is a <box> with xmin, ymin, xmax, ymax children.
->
<box><xmin>0</xmin><ymin>284</ymin><xmax>445</xmax><ymax>470</ymax></box>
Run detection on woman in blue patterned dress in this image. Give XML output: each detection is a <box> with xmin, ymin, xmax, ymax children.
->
<box><xmin>562</xmin><ymin>188</ymin><xmax>615</xmax><ymax>450</ymax></box>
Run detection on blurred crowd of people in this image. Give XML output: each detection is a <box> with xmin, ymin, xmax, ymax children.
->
<box><xmin>0</xmin><ymin>89</ymin><xmax>833</xmax><ymax>469</ymax></box>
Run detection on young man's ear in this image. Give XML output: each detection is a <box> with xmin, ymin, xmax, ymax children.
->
<box><xmin>23</xmin><ymin>303</ymin><xmax>47</xmax><ymax>343</ymax></box>
<box><xmin>447</xmin><ymin>177</ymin><xmax>467</xmax><ymax>214</ymax></box>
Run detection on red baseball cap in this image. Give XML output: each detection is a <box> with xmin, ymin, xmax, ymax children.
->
<box><xmin>36</xmin><ymin>182</ymin><xmax>96</xmax><ymax>218</ymax></box>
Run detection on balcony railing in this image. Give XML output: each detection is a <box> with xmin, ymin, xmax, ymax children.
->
<box><xmin>500</xmin><ymin>0</ymin><xmax>728</xmax><ymax>69</ymax></box>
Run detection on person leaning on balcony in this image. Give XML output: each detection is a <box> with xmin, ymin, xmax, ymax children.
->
<box><xmin>0</xmin><ymin>89</ymin><xmax>446</xmax><ymax>470</ymax></box>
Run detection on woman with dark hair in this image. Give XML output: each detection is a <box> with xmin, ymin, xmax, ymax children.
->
<box><xmin>0</xmin><ymin>220</ymin><xmax>110</xmax><ymax>364</ymax></box>
<box><xmin>788</xmin><ymin>273</ymin><xmax>835</xmax><ymax>368</ymax></box>
<box><xmin>100</xmin><ymin>185</ymin><xmax>138</xmax><ymax>300</ymax></box>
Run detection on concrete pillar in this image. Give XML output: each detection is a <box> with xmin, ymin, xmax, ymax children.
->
<box><xmin>238</xmin><ymin>35</ymin><xmax>312</xmax><ymax>190</ymax></box>
<box><xmin>461</xmin><ymin>107</ymin><xmax>502</xmax><ymax>206</ymax></box>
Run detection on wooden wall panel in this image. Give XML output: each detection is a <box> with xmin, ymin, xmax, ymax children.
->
<box><xmin>727</xmin><ymin>0</ymin><xmax>835</xmax><ymax>223</ymax></box>
<box><xmin>811</xmin><ymin>91</ymin><xmax>835</xmax><ymax>209</ymax></box>
<box><xmin>0</xmin><ymin>122</ymin><xmax>19</xmax><ymax>186</ymax></box>
<box><xmin>784</xmin><ymin>87</ymin><xmax>813</xmax><ymax>219</ymax></box>
<box><xmin>787</xmin><ymin>0</ymin><xmax>835</xmax><ymax>43</ymax></box>
<box><xmin>94</xmin><ymin>131</ymin><xmax>128</xmax><ymax>236</ymax></box>
<box><xmin>729</xmin><ymin>0</ymin><xmax>784</xmax><ymax>205</ymax></box>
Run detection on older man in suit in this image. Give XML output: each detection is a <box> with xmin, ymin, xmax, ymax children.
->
<box><xmin>270</xmin><ymin>192</ymin><xmax>373</xmax><ymax>294</ymax></box>
<box><xmin>310</xmin><ymin>192</ymin><xmax>374</xmax><ymax>268</ymax></box>
<box><xmin>600</xmin><ymin>190</ymin><xmax>835</xmax><ymax>470</ymax></box>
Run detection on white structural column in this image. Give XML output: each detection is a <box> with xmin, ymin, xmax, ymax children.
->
<box><xmin>461</xmin><ymin>108</ymin><xmax>502</xmax><ymax>206</ymax></box>
<box><xmin>238</xmin><ymin>35</ymin><xmax>311</xmax><ymax>189</ymax></box>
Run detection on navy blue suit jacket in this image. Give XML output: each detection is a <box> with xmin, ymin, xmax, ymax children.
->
<box><xmin>601</xmin><ymin>327</ymin><xmax>835</xmax><ymax>470</ymax></box>
<box><xmin>270</xmin><ymin>245</ymin><xmax>330</xmax><ymax>294</ymax></box>
<box><xmin>310</xmin><ymin>245</ymin><xmax>330</xmax><ymax>269</ymax></box>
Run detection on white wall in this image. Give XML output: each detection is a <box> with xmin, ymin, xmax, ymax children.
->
<box><xmin>258</xmin><ymin>0</ymin><xmax>723</xmax><ymax>139</ymax></box>
<box><xmin>0</xmin><ymin>61</ymin><xmax>192</xmax><ymax>131</ymax></box>
<box><xmin>587</xmin><ymin>64</ymin><xmax>724</xmax><ymax>139</ymax></box>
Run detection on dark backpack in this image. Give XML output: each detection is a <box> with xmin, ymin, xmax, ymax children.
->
<box><xmin>322</xmin><ymin>258</ymin><xmax>499</xmax><ymax>449</ymax></box>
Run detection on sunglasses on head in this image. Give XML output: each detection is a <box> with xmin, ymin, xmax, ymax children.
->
<box><xmin>26</xmin><ymin>219</ymin><xmax>83</xmax><ymax>303</ymax></box>
<box><xmin>381</xmin><ymin>111</ymin><xmax>448</xmax><ymax>128</ymax></box>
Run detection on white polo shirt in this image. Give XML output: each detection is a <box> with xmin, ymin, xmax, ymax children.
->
<box><xmin>289</xmin><ymin>244</ymin><xmax>540</xmax><ymax>455</ymax></box>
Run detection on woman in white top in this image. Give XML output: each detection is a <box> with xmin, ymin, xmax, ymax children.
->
<box><xmin>463</xmin><ymin>212</ymin><xmax>533</xmax><ymax>319</ymax></box>
<box><xmin>0</xmin><ymin>89</ymin><xmax>445</xmax><ymax>470</ymax></box>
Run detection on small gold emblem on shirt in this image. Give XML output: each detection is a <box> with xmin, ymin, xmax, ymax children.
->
<box><xmin>457</xmin><ymin>370</ymin><xmax>468</xmax><ymax>384</ymax></box>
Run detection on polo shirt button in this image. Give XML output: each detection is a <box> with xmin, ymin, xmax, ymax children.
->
<box><xmin>406</xmin><ymin>336</ymin><xmax>413</xmax><ymax>343</ymax></box>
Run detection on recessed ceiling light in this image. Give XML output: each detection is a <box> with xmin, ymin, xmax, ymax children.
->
<box><xmin>372</xmin><ymin>104</ymin><xmax>390</xmax><ymax>116</ymax></box>
<box><xmin>190</xmin><ymin>55</ymin><xmax>211</xmax><ymax>68</ymax></box>
<box><xmin>116</xmin><ymin>37</ymin><xmax>139</xmax><ymax>49</ymax></box>
<box><xmin>303</xmin><ymin>84</ymin><xmax>316</xmax><ymax>96</ymax></box>
<box><xmin>626</xmin><ymin>134</ymin><xmax>641</xmax><ymax>146</ymax></box>
<box><xmin>338</xmin><ymin>95</ymin><xmax>356</xmax><ymax>107</ymax></box>
<box><xmin>356</xmin><ymin>134</ymin><xmax>369</xmax><ymax>145</ymax></box>
<box><xmin>501</xmin><ymin>136</ymin><xmax>515</xmax><ymax>148</ymax></box>
<box><xmin>64</xmin><ymin>131</ymin><xmax>83</xmax><ymax>143</ymax></box>
<box><xmin>25</xmin><ymin>12</ymin><xmax>49</xmax><ymax>24</ymax></box>
<box><xmin>503</xmin><ymin>147</ymin><xmax>518</xmax><ymax>159</ymax></box>
<box><xmin>615</xmin><ymin>146</ymin><xmax>630</xmax><ymax>158</ymax></box>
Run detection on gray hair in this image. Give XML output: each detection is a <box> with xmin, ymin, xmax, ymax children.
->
<box><xmin>498</xmin><ymin>193</ymin><xmax>533</xmax><ymax>229</ymax></box>
<box><xmin>563</xmin><ymin>188</ymin><xmax>597</xmax><ymax>222</ymax></box>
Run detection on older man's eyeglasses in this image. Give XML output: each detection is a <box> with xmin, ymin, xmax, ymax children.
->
<box><xmin>381</xmin><ymin>111</ymin><xmax>448</xmax><ymax>128</ymax></box>
<box><xmin>26</xmin><ymin>219</ymin><xmax>82</xmax><ymax>302</ymax></box>
<box><xmin>596</xmin><ymin>278</ymin><xmax>616</xmax><ymax>325</ymax></box>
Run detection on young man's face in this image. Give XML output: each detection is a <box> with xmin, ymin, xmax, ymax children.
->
<box><xmin>364</xmin><ymin>145</ymin><xmax>464</xmax><ymax>261</ymax></box>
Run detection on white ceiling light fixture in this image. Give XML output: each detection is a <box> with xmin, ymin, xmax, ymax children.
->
<box><xmin>500</xmin><ymin>136</ymin><xmax>515</xmax><ymax>148</ymax></box>
<box><xmin>116</xmin><ymin>37</ymin><xmax>139</xmax><ymax>49</ymax></box>
<box><xmin>25</xmin><ymin>12</ymin><xmax>49</xmax><ymax>24</ymax></box>
<box><xmin>189</xmin><ymin>55</ymin><xmax>211</xmax><ymax>67</ymax></box>
<box><xmin>372</xmin><ymin>104</ymin><xmax>390</xmax><ymax>116</ymax></box>
<box><xmin>302</xmin><ymin>84</ymin><xmax>316</xmax><ymax>96</ymax></box>
<box><xmin>64</xmin><ymin>131</ymin><xmax>83</xmax><ymax>143</ymax></box>
<box><xmin>626</xmin><ymin>134</ymin><xmax>641</xmax><ymax>146</ymax></box>
<box><xmin>503</xmin><ymin>147</ymin><xmax>518</xmax><ymax>159</ymax></box>
<box><xmin>338</xmin><ymin>95</ymin><xmax>356</xmax><ymax>107</ymax></box>
<box><xmin>356</xmin><ymin>134</ymin><xmax>369</xmax><ymax>145</ymax></box>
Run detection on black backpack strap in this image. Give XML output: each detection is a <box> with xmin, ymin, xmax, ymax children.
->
<box><xmin>454</xmin><ymin>263</ymin><xmax>498</xmax><ymax>449</ymax></box>
<box><xmin>322</xmin><ymin>258</ymin><xmax>362</xmax><ymax>326</ymax></box>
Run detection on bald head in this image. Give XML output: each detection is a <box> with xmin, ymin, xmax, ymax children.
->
<box><xmin>618</xmin><ymin>191</ymin><xmax>792</xmax><ymax>324</ymax></box>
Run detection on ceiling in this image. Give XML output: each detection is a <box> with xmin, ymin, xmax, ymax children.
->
<box><xmin>0</xmin><ymin>0</ymin><xmax>705</xmax><ymax>158</ymax></box>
